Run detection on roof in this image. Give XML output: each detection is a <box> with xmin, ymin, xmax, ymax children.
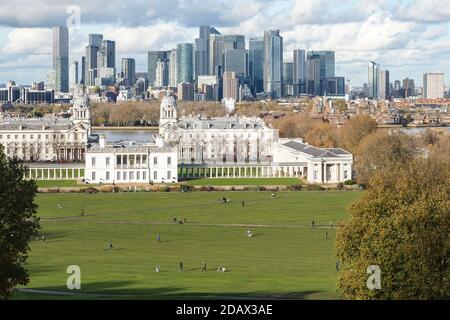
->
<box><xmin>177</xmin><ymin>117</ymin><xmax>266</xmax><ymax>130</ymax></box>
<box><xmin>282</xmin><ymin>140</ymin><xmax>351</xmax><ymax>158</ymax></box>
<box><xmin>0</xmin><ymin>117</ymin><xmax>73</xmax><ymax>131</ymax></box>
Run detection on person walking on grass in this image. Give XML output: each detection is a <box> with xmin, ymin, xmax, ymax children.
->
<box><xmin>157</xmin><ymin>234</ymin><xmax>161</xmax><ymax>243</ymax></box>
<box><xmin>325</xmin><ymin>232</ymin><xmax>328</xmax><ymax>240</ymax></box>
<box><xmin>179</xmin><ymin>260</ymin><xmax>184</xmax><ymax>272</ymax></box>
<box><xmin>242</xmin><ymin>201</ymin><xmax>245</xmax><ymax>207</ymax></box>
<box><xmin>311</xmin><ymin>219</ymin><xmax>315</xmax><ymax>228</ymax></box>
<box><xmin>202</xmin><ymin>260</ymin><xmax>207</xmax><ymax>272</ymax></box>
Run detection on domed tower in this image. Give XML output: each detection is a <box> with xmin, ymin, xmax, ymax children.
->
<box><xmin>70</xmin><ymin>94</ymin><xmax>91</xmax><ymax>133</ymax></box>
<box><xmin>159</xmin><ymin>93</ymin><xmax>178</xmax><ymax>135</ymax></box>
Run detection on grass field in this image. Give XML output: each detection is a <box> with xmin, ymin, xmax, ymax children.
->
<box><xmin>35</xmin><ymin>180</ymin><xmax>79</xmax><ymax>188</ymax></box>
<box><xmin>15</xmin><ymin>191</ymin><xmax>361</xmax><ymax>300</ymax></box>
<box><xmin>184</xmin><ymin>178</ymin><xmax>303</xmax><ymax>186</ymax></box>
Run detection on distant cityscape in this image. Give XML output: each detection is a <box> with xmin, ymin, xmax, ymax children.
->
<box><xmin>0</xmin><ymin>25</ymin><xmax>448</xmax><ymax>107</ymax></box>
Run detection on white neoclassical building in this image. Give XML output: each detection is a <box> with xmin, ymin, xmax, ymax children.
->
<box><xmin>85</xmin><ymin>136</ymin><xmax>178</xmax><ymax>184</ymax></box>
<box><xmin>0</xmin><ymin>95</ymin><xmax>91</xmax><ymax>161</ymax></box>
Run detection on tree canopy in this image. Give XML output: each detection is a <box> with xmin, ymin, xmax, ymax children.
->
<box><xmin>0</xmin><ymin>147</ymin><xmax>40</xmax><ymax>299</ymax></box>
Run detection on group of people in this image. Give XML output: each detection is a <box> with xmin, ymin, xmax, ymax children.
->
<box><xmin>154</xmin><ymin>260</ymin><xmax>226</xmax><ymax>273</ymax></box>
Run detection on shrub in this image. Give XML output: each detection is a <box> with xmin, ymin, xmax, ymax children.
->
<box><xmin>344</xmin><ymin>179</ymin><xmax>355</xmax><ymax>185</ymax></box>
<box><xmin>289</xmin><ymin>184</ymin><xmax>302</xmax><ymax>191</ymax></box>
<box><xmin>306</xmin><ymin>184</ymin><xmax>325</xmax><ymax>191</ymax></box>
<box><xmin>337</xmin><ymin>182</ymin><xmax>345</xmax><ymax>190</ymax></box>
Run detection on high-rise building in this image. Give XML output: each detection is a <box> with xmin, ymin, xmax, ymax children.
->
<box><xmin>97</xmin><ymin>40</ymin><xmax>115</xmax><ymax>69</ymax></box>
<box><xmin>423</xmin><ymin>73</ymin><xmax>444</xmax><ymax>99</ymax></box>
<box><xmin>283</xmin><ymin>62</ymin><xmax>294</xmax><ymax>96</ymax></box>
<box><xmin>209</xmin><ymin>34</ymin><xmax>245</xmax><ymax>77</ymax></box>
<box><xmin>263</xmin><ymin>30</ymin><xmax>283</xmax><ymax>99</ymax></box>
<box><xmin>368</xmin><ymin>61</ymin><xmax>380</xmax><ymax>99</ymax></box>
<box><xmin>402</xmin><ymin>78</ymin><xmax>415</xmax><ymax>98</ymax></box>
<box><xmin>293</xmin><ymin>49</ymin><xmax>306</xmax><ymax>95</ymax></box>
<box><xmin>52</xmin><ymin>26</ymin><xmax>69</xmax><ymax>92</ymax></box>
<box><xmin>306</xmin><ymin>54</ymin><xmax>321</xmax><ymax>96</ymax></box>
<box><xmin>85</xmin><ymin>45</ymin><xmax>98</xmax><ymax>86</ymax></box>
<box><xmin>121</xmin><ymin>58</ymin><xmax>136</xmax><ymax>87</ymax></box>
<box><xmin>89</xmin><ymin>34</ymin><xmax>103</xmax><ymax>47</ymax></box>
<box><xmin>80</xmin><ymin>56</ymin><xmax>86</xmax><ymax>85</ymax></box>
<box><xmin>194</xmin><ymin>26</ymin><xmax>220</xmax><ymax>78</ymax></box>
<box><xmin>321</xmin><ymin>77</ymin><xmax>345</xmax><ymax>96</ymax></box>
<box><xmin>148</xmin><ymin>51</ymin><xmax>170</xmax><ymax>86</ymax></box>
<box><xmin>248</xmin><ymin>37</ymin><xmax>264</xmax><ymax>94</ymax></box>
<box><xmin>223</xmin><ymin>49</ymin><xmax>247</xmax><ymax>76</ymax></box>
<box><xmin>177</xmin><ymin>43</ymin><xmax>194</xmax><ymax>84</ymax></box>
<box><xmin>380</xmin><ymin>70</ymin><xmax>390</xmax><ymax>100</ymax></box>
<box><xmin>169</xmin><ymin>49</ymin><xmax>178</xmax><ymax>88</ymax></box>
<box><xmin>178</xmin><ymin>83</ymin><xmax>195</xmax><ymax>101</ymax></box>
<box><xmin>69</xmin><ymin>61</ymin><xmax>78</xmax><ymax>90</ymax></box>
<box><xmin>308</xmin><ymin>51</ymin><xmax>335</xmax><ymax>78</ymax></box>
<box><xmin>223</xmin><ymin>71</ymin><xmax>239</xmax><ymax>101</ymax></box>
<box><xmin>155</xmin><ymin>59</ymin><xmax>169</xmax><ymax>88</ymax></box>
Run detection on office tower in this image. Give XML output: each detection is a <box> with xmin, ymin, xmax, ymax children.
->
<box><xmin>178</xmin><ymin>83</ymin><xmax>195</xmax><ymax>101</ymax></box>
<box><xmin>52</xmin><ymin>26</ymin><xmax>69</xmax><ymax>93</ymax></box>
<box><xmin>263</xmin><ymin>30</ymin><xmax>283</xmax><ymax>99</ymax></box>
<box><xmin>321</xmin><ymin>77</ymin><xmax>345</xmax><ymax>96</ymax></box>
<box><xmin>148</xmin><ymin>51</ymin><xmax>170</xmax><ymax>86</ymax></box>
<box><xmin>423</xmin><ymin>73</ymin><xmax>444</xmax><ymax>99</ymax></box>
<box><xmin>195</xmin><ymin>26</ymin><xmax>220</xmax><ymax>78</ymax></box>
<box><xmin>293</xmin><ymin>49</ymin><xmax>306</xmax><ymax>95</ymax></box>
<box><xmin>248</xmin><ymin>37</ymin><xmax>264</xmax><ymax>94</ymax></box>
<box><xmin>80</xmin><ymin>56</ymin><xmax>86</xmax><ymax>85</ymax></box>
<box><xmin>97</xmin><ymin>40</ymin><xmax>115</xmax><ymax>69</ymax></box>
<box><xmin>155</xmin><ymin>59</ymin><xmax>169</xmax><ymax>88</ymax></box>
<box><xmin>380</xmin><ymin>70</ymin><xmax>390</xmax><ymax>100</ymax></box>
<box><xmin>85</xmin><ymin>45</ymin><xmax>98</xmax><ymax>86</ymax></box>
<box><xmin>121</xmin><ymin>58</ymin><xmax>136</xmax><ymax>87</ymax></box>
<box><xmin>283</xmin><ymin>62</ymin><xmax>293</xmax><ymax>85</ymax></box>
<box><xmin>402</xmin><ymin>78</ymin><xmax>415</xmax><ymax>97</ymax></box>
<box><xmin>209</xmin><ymin>34</ymin><xmax>244</xmax><ymax>77</ymax></box>
<box><xmin>223</xmin><ymin>71</ymin><xmax>239</xmax><ymax>101</ymax></box>
<box><xmin>223</xmin><ymin>49</ymin><xmax>247</xmax><ymax>76</ymax></box>
<box><xmin>177</xmin><ymin>43</ymin><xmax>194</xmax><ymax>84</ymax></box>
<box><xmin>308</xmin><ymin>51</ymin><xmax>335</xmax><ymax>78</ymax></box>
<box><xmin>306</xmin><ymin>54</ymin><xmax>321</xmax><ymax>96</ymax></box>
<box><xmin>169</xmin><ymin>49</ymin><xmax>178</xmax><ymax>88</ymax></box>
<box><xmin>69</xmin><ymin>61</ymin><xmax>78</xmax><ymax>89</ymax></box>
<box><xmin>46</xmin><ymin>70</ymin><xmax>56</xmax><ymax>91</ymax></box>
<box><xmin>394</xmin><ymin>80</ymin><xmax>401</xmax><ymax>90</ymax></box>
<box><xmin>368</xmin><ymin>61</ymin><xmax>380</xmax><ymax>99</ymax></box>
<box><xmin>89</xmin><ymin>34</ymin><xmax>103</xmax><ymax>47</ymax></box>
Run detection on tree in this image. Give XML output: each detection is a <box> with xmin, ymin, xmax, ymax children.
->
<box><xmin>336</xmin><ymin>157</ymin><xmax>450</xmax><ymax>299</ymax></box>
<box><xmin>353</xmin><ymin>130</ymin><xmax>417</xmax><ymax>185</ymax></box>
<box><xmin>339</xmin><ymin>114</ymin><xmax>378</xmax><ymax>152</ymax></box>
<box><xmin>0</xmin><ymin>146</ymin><xmax>40</xmax><ymax>299</ymax></box>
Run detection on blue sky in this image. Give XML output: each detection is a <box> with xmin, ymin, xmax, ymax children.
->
<box><xmin>0</xmin><ymin>0</ymin><xmax>450</xmax><ymax>86</ymax></box>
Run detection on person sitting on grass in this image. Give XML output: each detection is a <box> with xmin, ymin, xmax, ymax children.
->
<box><xmin>246</xmin><ymin>230</ymin><xmax>253</xmax><ymax>238</ymax></box>
<box><xmin>155</xmin><ymin>266</ymin><xmax>161</xmax><ymax>273</ymax></box>
<box><xmin>271</xmin><ymin>193</ymin><xmax>276</xmax><ymax>199</ymax></box>
<box><xmin>217</xmin><ymin>267</ymin><xmax>227</xmax><ymax>272</ymax></box>
<box><xmin>104</xmin><ymin>241</ymin><xmax>113</xmax><ymax>251</ymax></box>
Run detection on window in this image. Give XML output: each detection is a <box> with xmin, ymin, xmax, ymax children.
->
<box><xmin>154</xmin><ymin>171</ymin><xmax>158</xmax><ymax>180</ymax></box>
<box><xmin>143</xmin><ymin>171</ymin><xmax>146</xmax><ymax>180</ymax></box>
<box><xmin>91</xmin><ymin>171</ymin><xmax>96</xmax><ymax>181</ymax></box>
<box><xmin>167</xmin><ymin>171</ymin><xmax>171</xmax><ymax>180</ymax></box>
<box><xmin>167</xmin><ymin>157</ymin><xmax>171</xmax><ymax>165</ymax></box>
<box><xmin>117</xmin><ymin>171</ymin><xmax>121</xmax><ymax>180</ymax></box>
<box><xmin>154</xmin><ymin>157</ymin><xmax>158</xmax><ymax>165</ymax></box>
<box><xmin>116</xmin><ymin>155</ymin><xmax>122</xmax><ymax>166</ymax></box>
<box><xmin>136</xmin><ymin>155</ymin><xmax>141</xmax><ymax>166</ymax></box>
<box><xmin>136</xmin><ymin>171</ymin><xmax>140</xmax><ymax>180</ymax></box>
<box><xmin>129</xmin><ymin>171</ymin><xmax>134</xmax><ymax>180</ymax></box>
<box><xmin>123</xmin><ymin>172</ymin><xmax>127</xmax><ymax>180</ymax></box>
<box><xmin>344</xmin><ymin>170</ymin><xmax>348</xmax><ymax>180</ymax></box>
<box><xmin>91</xmin><ymin>157</ymin><xmax>96</xmax><ymax>166</ymax></box>
<box><xmin>123</xmin><ymin>155</ymin><xmax>128</xmax><ymax>165</ymax></box>
<box><xmin>106</xmin><ymin>157</ymin><xmax>110</xmax><ymax>167</ymax></box>
<box><xmin>314</xmin><ymin>171</ymin><xmax>318</xmax><ymax>180</ymax></box>
<box><xmin>106</xmin><ymin>171</ymin><xmax>110</xmax><ymax>180</ymax></box>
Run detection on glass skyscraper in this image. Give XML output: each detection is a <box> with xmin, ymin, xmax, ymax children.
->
<box><xmin>148</xmin><ymin>51</ymin><xmax>170</xmax><ymax>86</ymax></box>
<box><xmin>293</xmin><ymin>49</ymin><xmax>306</xmax><ymax>95</ymax></box>
<box><xmin>249</xmin><ymin>37</ymin><xmax>264</xmax><ymax>94</ymax></box>
<box><xmin>52</xmin><ymin>26</ymin><xmax>69</xmax><ymax>93</ymax></box>
<box><xmin>263</xmin><ymin>30</ymin><xmax>283</xmax><ymax>99</ymax></box>
<box><xmin>368</xmin><ymin>61</ymin><xmax>380</xmax><ymax>99</ymax></box>
<box><xmin>121</xmin><ymin>58</ymin><xmax>136</xmax><ymax>87</ymax></box>
<box><xmin>177</xmin><ymin>43</ymin><xmax>194</xmax><ymax>84</ymax></box>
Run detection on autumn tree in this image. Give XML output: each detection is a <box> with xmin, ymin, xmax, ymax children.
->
<box><xmin>0</xmin><ymin>147</ymin><xmax>40</xmax><ymax>299</ymax></box>
<box><xmin>353</xmin><ymin>130</ymin><xmax>417</xmax><ymax>185</ymax></box>
<box><xmin>336</xmin><ymin>157</ymin><xmax>450</xmax><ymax>299</ymax></box>
<box><xmin>339</xmin><ymin>114</ymin><xmax>378</xmax><ymax>152</ymax></box>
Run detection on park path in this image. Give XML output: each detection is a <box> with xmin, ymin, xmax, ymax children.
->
<box><xmin>41</xmin><ymin>218</ymin><xmax>336</xmax><ymax>230</ymax></box>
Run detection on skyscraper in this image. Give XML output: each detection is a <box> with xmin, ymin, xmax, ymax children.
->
<box><xmin>169</xmin><ymin>49</ymin><xmax>178</xmax><ymax>88</ymax></box>
<box><xmin>177</xmin><ymin>43</ymin><xmax>194</xmax><ymax>84</ymax></box>
<box><xmin>194</xmin><ymin>26</ymin><xmax>220</xmax><ymax>78</ymax></box>
<box><xmin>307</xmin><ymin>51</ymin><xmax>335</xmax><ymax>95</ymax></box>
<box><xmin>52</xmin><ymin>26</ymin><xmax>69</xmax><ymax>92</ymax></box>
<box><xmin>248</xmin><ymin>37</ymin><xmax>264</xmax><ymax>94</ymax></box>
<box><xmin>97</xmin><ymin>40</ymin><xmax>115</xmax><ymax>69</ymax></box>
<box><xmin>69</xmin><ymin>61</ymin><xmax>78</xmax><ymax>90</ymax></box>
<box><xmin>121</xmin><ymin>58</ymin><xmax>136</xmax><ymax>87</ymax></box>
<box><xmin>155</xmin><ymin>59</ymin><xmax>169</xmax><ymax>88</ymax></box>
<box><xmin>209</xmin><ymin>34</ymin><xmax>244</xmax><ymax>77</ymax></box>
<box><xmin>423</xmin><ymin>73</ymin><xmax>445</xmax><ymax>99</ymax></box>
<box><xmin>80</xmin><ymin>56</ymin><xmax>86</xmax><ymax>85</ymax></box>
<box><xmin>293</xmin><ymin>49</ymin><xmax>306</xmax><ymax>95</ymax></box>
<box><xmin>368</xmin><ymin>61</ymin><xmax>380</xmax><ymax>99</ymax></box>
<box><xmin>380</xmin><ymin>70</ymin><xmax>390</xmax><ymax>100</ymax></box>
<box><xmin>85</xmin><ymin>45</ymin><xmax>98</xmax><ymax>86</ymax></box>
<box><xmin>148</xmin><ymin>51</ymin><xmax>170</xmax><ymax>86</ymax></box>
<box><xmin>263</xmin><ymin>30</ymin><xmax>283</xmax><ymax>99</ymax></box>
<box><xmin>223</xmin><ymin>71</ymin><xmax>239</xmax><ymax>101</ymax></box>
<box><xmin>223</xmin><ymin>49</ymin><xmax>247</xmax><ymax>76</ymax></box>
<box><xmin>306</xmin><ymin>54</ymin><xmax>321</xmax><ymax>96</ymax></box>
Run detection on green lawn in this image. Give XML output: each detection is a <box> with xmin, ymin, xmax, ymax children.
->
<box><xmin>35</xmin><ymin>180</ymin><xmax>79</xmax><ymax>188</ymax></box>
<box><xmin>15</xmin><ymin>191</ymin><xmax>361</xmax><ymax>300</ymax></box>
<box><xmin>185</xmin><ymin>178</ymin><xmax>303</xmax><ymax>186</ymax></box>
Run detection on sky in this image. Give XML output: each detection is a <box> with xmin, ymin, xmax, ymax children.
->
<box><xmin>0</xmin><ymin>0</ymin><xmax>450</xmax><ymax>87</ymax></box>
